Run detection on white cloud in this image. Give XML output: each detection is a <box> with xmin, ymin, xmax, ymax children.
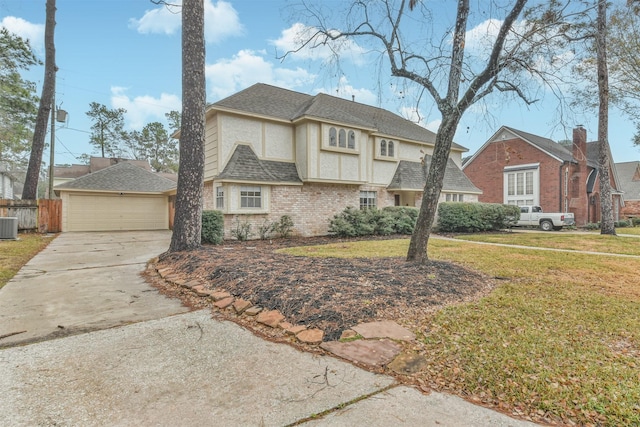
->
<box><xmin>206</xmin><ymin>49</ymin><xmax>315</xmax><ymax>100</ymax></box>
<box><xmin>271</xmin><ymin>23</ymin><xmax>367</xmax><ymax>65</ymax></box>
<box><xmin>399</xmin><ymin>106</ymin><xmax>440</xmax><ymax>132</ymax></box>
<box><xmin>129</xmin><ymin>0</ymin><xmax>243</xmax><ymax>44</ymax></box>
<box><xmin>316</xmin><ymin>76</ymin><xmax>377</xmax><ymax>105</ymax></box>
<box><xmin>110</xmin><ymin>87</ymin><xmax>181</xmax><ymax>130</ymax></box>
<box><xmin>0</xmin><ymin>16</ymin><xmax>45</xmax><ymax>51</ymax></box>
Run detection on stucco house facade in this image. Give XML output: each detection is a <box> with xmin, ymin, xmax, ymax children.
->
<box><xmin>462</xmin><ymin>125</ymin><xmax>623</xmax><ymax>226</ymax></box>
<box><xmin>201</xmin><ymin>83</ymin><xmax>481</xmax><ymax>237</ymax></box>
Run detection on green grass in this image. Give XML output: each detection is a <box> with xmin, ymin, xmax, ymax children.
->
<box><xmin>454</xmin><ymin>231</ymin><xmax>640</xmax><ymax>256</ymax></box>
<box><xmin>617</xmin><ymin>227</ymin><xmax>640</xmax><ymax>236</ymax></box>
<box><xmin>280</xmin><ymin>236</ymin><xmax>640</xmax><ymax>426</ymax></box>
<box><xmin>0</xmin><ymin>233</ymin><xmax>55</xmax><ymax>289</ymax></box>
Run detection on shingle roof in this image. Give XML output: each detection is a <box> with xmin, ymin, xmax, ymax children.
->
<box><xmin>503</xmin><ymin>127</ymin><xmax>574</xmax><ymax>162</ymax></box>
<box><xmin>54</xmin><ymin>162</ymin><xmax>177</xmax><ymax>193</ymax></box>
<box><xmin>211</xmin><ymin>83</ymin><xmax>465</xmax><ymax>151</ymax></box>
<box><xmin>217</xmin><ymin>144</ymin><xmax>302</xmax><ymax>184</ymax></box>
<box><xmin>616</xmin><ymin>161</ymin><xmax>640</xmax><ymax>200</ymax></box>
<box><xmin>387</xmin><ymin>158</ymin><xmax>481</xmax><ymax>193</ymax></box>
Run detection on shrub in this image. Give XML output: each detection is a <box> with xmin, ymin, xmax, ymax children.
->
<box><xmin>273</xmin><ymin>215</ymin><xmax>294</xmax><ymax>238</ymax></box>
<box><xmin>328</xmin><ymin>206</ymin><xmax>418</xmax><ymax>237</ymax></box>
<box><xmin>437</xmin><ymin>202</ymin><xmax>520</xmax><ymax>233</ymax></box>
<box><xmin>328</xmin><ymin>206</ymin><xmax>374</xmax><ymax>237</ymax></box>
<box><xmin>615</xmin><ymin>220</ymin><xmax>631</xmax><ymax>228</ymax></box>
<box><xmin>584</xmin><ymin>222</ymin><xmax>600</xmax><ymax>230</ymax></box>
<box><xmin>257</xmin><ymin>219</ymin><xmax>273</xmax><ymax>240</ymax></box>
<box><xmin>365</xmin><ymin>208</ymin><xmax>395</xmax><ymax>235</ymax></box>
<box><xmin>201</xmin><ymin>210</ymin><xmax>224</xmax><ymax>244</ymax></box>
<box><xmin>633</xmin><ymin>217</ymin><xmax>640</xmax><ymax>227</ymax></box>
<box><xmin>382</xmin><ymin>206</ymin><xmax>418</xmax><ymax>234</ymax></box>
<box><xmin>231</xmin><ymin>217</ymin><xmax>252</xmax><ymax>241</ymax></box>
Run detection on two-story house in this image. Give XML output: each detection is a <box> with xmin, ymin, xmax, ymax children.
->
<box><xmin>462</xmin><ymin>125</ymin><xmax>623</xmax><ymax>226</ymax></box>
<box><xmin>201</xmin><ymin>83</ymin><xmax>481</xmax><ymax>237</ymax></box>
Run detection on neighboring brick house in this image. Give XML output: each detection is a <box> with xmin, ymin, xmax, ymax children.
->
<box><xmin>200</xmin><ymin>83</ymin><xmax>481</xmax><ymax>237</ymax></box>
<box><xmin>616</xmin><ymin>161</ymin><xmax>640</xmax><ymax>220</ymax></box>
<box><xmin>462</xmin><ymin>125</ymin><xmax>623</xmax><ymax>226</ymax></box>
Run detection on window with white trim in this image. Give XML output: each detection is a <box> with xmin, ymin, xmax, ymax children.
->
<box><xmin>359</xmin><ymin>191</ymin><xmax>377</xmax><ymax>209</ymax></box>
<box><xmin>379</xmin><ymin>139</ymin><xmax>396</xmax><ymax>158</ymax></box>
<box><xmin>504</xmin><ymin>165</ymin><xmax>539</xmax><ymax>206</ymax></box>
<box><xmin>216</xmin><ymin>186</ymin><xmax>224</xmax><ymax>209</ymax></box>
<box><xmin>240</xmin><ymin>186</ymin><xmax>262</xmax><ymax>208</ymax></box>
<box><xmin>445</xmin><ymin>193</ymin><xmax>464</xmax><ymax>202</ymax></box>
<box><xmin>326</xmin><ymin>126</ymin><xmax>357</xmax><ymax>151</ymax></box>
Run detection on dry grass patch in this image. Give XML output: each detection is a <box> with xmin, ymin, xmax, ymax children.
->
<box><xmin>0</xmin><ymin>233</ymin><xmax>55</xmax><ymax>289</ymax></box>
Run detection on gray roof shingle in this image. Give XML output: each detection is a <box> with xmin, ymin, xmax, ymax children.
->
<box><xmin>616</xmin><ymin>161</ymin><xmax>640</xmax><ymax>200</ymax></box>
<box><xmin>217</xmin><ymin>144</ymin><xmax>302</xmax><ymax>184</ymax></box>
<box><xmin>54</xmin><ymin>162</ymin><xmax>177</xmax><ymax>193</ymax></box>
<box><xmin>387</xmin><ymin>158</ymin><xmax>481</xmax><ymax>193</ymax></box>
<box><xmin>211</xmin><ymin>83</ymin><xmax>465</xmax><ymax>151</ymax></box>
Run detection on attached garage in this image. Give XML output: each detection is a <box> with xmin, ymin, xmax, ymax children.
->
<box><xmin>55</xmin><ymin>162</ymin><xmax>176</xmax><ymax>232</ymax></box>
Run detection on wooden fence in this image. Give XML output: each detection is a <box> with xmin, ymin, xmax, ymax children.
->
<box><xmin>0</xmin><ymin>199</ymin><xmax>62</xmax><ymax>233</ymax></box>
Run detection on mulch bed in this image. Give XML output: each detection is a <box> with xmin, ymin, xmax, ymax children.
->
<box><xmin>153</xmin><ymin>235</ymin><xmax>495</xmax><ymax>341</ymax></box>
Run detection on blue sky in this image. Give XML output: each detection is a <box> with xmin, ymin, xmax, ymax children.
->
<box><xmin>1</xmin><ymin>0</ymin><xmax>638</xmax><ymax>166</ymax></box>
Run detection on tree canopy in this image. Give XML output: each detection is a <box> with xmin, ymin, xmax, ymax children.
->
<box><xmin>0</xmin><ymin>28</ymin><xmax>40</xmax><ymax>169</ymax></box>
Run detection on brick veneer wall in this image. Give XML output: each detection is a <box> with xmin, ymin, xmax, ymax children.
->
<box><xmin>463</xmin><ymin>137</ymin><xmax>563</xmax><ymax>212</ymax></box>
<box><xmin>622</xmin><ymin>200</ymin><xmax>640</xmax><ymax>218</ymax></box>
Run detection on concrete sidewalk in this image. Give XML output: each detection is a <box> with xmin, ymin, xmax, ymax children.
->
<box><xmin>0</xmin><ymin>232</ymin><xmax>536</xmax><ymax>426</ymax></box>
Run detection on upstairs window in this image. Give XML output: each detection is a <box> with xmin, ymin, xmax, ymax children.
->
<box><xmin>338</xmin><ymin>129</ymin><xmax>347</xmax><ymax>148</ymax></box>
<box><xmin>327</xmin><ymin>127</ymin><xmax>357</xmax><ymax>151</ymax></box>
<box><xmin>329</xmin><ymin>127</ymin><xmax>337</xmax><ymax>147</ymax></box>
<box><xmin>348</xmin><ymin>131</ymin><xmax>356</xmax><ymax>149</ymax></box>
<box><xmin>379</xmin><ymin>139</ymin><xmax>395</xmax><ymax>158</ymax></box>
<box><xmin>387</xmin><ymin>140</ymin><xmax>395</xmax><ymax>157</ymax></box>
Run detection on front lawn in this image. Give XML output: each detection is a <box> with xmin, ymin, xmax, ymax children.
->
<box><xmin>0</xmin><ymin>233</ymin><xmax>55</xmax><ymax>289</ymax></box>
<box><xmin>281</xmin><ymin>236</ymin><xmax>640</xmax><ymax>426</ymax></box>
<box><xmin>454</xmin><ymin>231</ymin><xmax>640</xmax><ymax>256</ymax></box>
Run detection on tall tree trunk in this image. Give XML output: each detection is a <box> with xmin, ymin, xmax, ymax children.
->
<box><xmin>406</xmin><ymin>115</ymin><xmax>460</xmax><ymax>262</ymax></box>
<box><xmin>168</xmin><ymin>0</ymin><xmax>205</xmax><ymax>252</ymax></box>
<box><xmin>22</xmin><ymin>0</ymin><xmax>56</xmax><ymax>200</ymax></box>
<box><xmin>596</xmin><ymin>0</ymin><xmax>616</xmax><ymax>235</ymax></box>
<box><xmin>406</xmin><ymin>0</ymin><xmax>469</xmax><ymax>263</ymax></box>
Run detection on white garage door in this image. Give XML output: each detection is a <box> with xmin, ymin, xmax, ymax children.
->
<box><xmin>66</xmin><ymin>193</ymin><xmax>168</xmax><ymax>231</ymax></box>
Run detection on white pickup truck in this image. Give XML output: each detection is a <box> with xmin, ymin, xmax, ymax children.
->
<box><xmin>515</xmin><ymin>206</ymin><xmax>575</xmax><ymax>231</ymax></box>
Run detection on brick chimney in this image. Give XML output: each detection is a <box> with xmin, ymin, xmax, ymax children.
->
<box><xmin>569</xmin><ymin>126</ymin><xmax>589</xmax><ymax>225</ymax></box>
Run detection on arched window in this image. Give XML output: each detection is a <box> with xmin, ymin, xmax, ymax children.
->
<box><xmin>338</xmin><ymin>129</ymin><xmax>346</xmax><ymax>148</ymax></box>
<box><xmin>348</xmin><ymin>130</ymin><xmax>356</xmax><ymax>149</ymax></box>
<box><xmin>329</xmin><ymin>127</ymin><xmax>337</xmax><ymax>146</ymax></box>
<box><xmin>380</xmin><ymin>140</ymin><xmax>387</xmax><ymax>156</ymax></box>
<box><xmin>387</xmin><ymin>140</ymin><xmax>395</xmax><ymax>157</ymax></box>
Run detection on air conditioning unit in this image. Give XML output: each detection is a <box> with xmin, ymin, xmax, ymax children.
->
<box><xmin>0</xmin><ymin>217</ymin><xmax>18</xmax><ymax>240</ymax></box>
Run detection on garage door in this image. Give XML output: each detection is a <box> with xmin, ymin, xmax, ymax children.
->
<box><xmin>66</xmin><ymin>193</ymin><xmax>168</xmax><ymax>231</ymax></box>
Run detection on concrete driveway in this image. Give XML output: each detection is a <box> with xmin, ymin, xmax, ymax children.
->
<box><xmin>0</xmin><ymin>231</ymin><xmax>189</xmax><ymax>348</ymax></box>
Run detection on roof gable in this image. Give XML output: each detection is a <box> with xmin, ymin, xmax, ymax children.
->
<box><xmin>387</xmin><ymin>158</ymin><xmax>481</xmax><ymax>193</ymax></box>
<box><xmin>615</xmin><ymin>161</ymin><xmax>640</xmax><ymax>200</ymax></box>
<box><xmin>217</xmin><ymin>144</ymin><xmax>302</xmax><ymax>184</ymax></box>
<box><xmin>54</xmin><ymin>162</ymin><xmax>177</xmax><ymax>193</ymax></box>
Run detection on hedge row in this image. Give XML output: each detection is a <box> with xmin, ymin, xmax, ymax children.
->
<box><xmin>327</xmin><ymin>206</ymin><xmax>419</xmax><ymax>237</ymax></box>
<box><xmin>437</xmin><ymin>202</ymin><xmax>520</xmax><ymax>233</ymax></box>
